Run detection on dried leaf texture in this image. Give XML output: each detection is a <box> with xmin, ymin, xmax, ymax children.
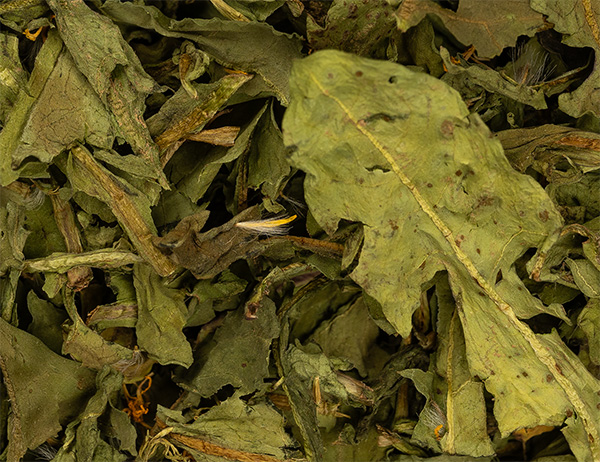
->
<box><xmin>283</xmin><ymin>50</ymin><xmax>600</xmax><ymax>460</ymax></box>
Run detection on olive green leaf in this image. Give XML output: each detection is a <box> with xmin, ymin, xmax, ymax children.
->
<box><xmin>178</xmin><ymin>298</ymin><xmax>279</xmax><ymax>397</ymax></box>
<box><xmin>46</xmin><ymin>0</ymin><xmax>166</xmax><ymax>186</ymax></box>
<box><xmin>157</xmin><ymin>392</ymin><xmax>294</xmax><ymax>461</ymax></box>
<box><xmin>66</xmin><ymin>144</ymin><xmax>176</xmax><ymax>277</ymax></box>
<box><xmin>52</xmin><ymin>367</ymin><xmax>136</xmax><ymax>462</ymax></box>
<box><xmin>307</xmin><ymin>0</ymin><xmax>397</xmax><ymax>57</ymax></box>
<box><xmin>396</xmin><ymin>0</ymin><xmax>546</xmax><ymax>58</ymax></box>
<box><xmin>0</xmin><ymin>316</ymin><xmax>96</xmax><ymax>462</ymax></box>
<box><xmin>0</xmin><ymin>33</ymin><xmax>28</xmax><ymax>124</ymax></box>
<box><xmin>440</xmin><ymin>47</ymin><xmax>548</xmax><ymax>110</ymax></box>
<box><xmin>283</xmin><ymin>50</ymin><xmax>600</xmax><ymax>459</ymax></box>
<box><xmin>531</xmin><ymin>0</ymin><xmax>600</xmax><ymax>117</ymax></box>
<box><xmin>133</xmin><ymin>263</ymin><xmax>193</xmax><ymax>368</ymax></box>
<box><xmin>100</xmin><ymin>0</ymin><xmax>303</xmax><ymax>105</ymax></box>
<box><xmin>578</xmin><ymin>298</ymin><xmax>600</xmax><ymax>365</ymax></box>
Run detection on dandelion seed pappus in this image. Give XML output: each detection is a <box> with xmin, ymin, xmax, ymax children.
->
<box><xmin>420</xmin><ymin>400</ymin><xmax>448</xmax><ymax>441</ymax></box>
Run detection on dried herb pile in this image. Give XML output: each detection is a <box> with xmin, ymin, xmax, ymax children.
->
<box><xmin>1</xmin><ymin>1</ymin><xmax>600</xmax><ymax>461</ymax></box>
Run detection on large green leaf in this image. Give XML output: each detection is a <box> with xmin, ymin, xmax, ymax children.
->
<box><xmin>283</xmin><ymin>50</ymin><xmax>600</xmax><ymax>460</ymax></box>
<box><xmin>0</xmin><ymin>317</ymin><xmax>96</xmax><ymax>461</ymax></box>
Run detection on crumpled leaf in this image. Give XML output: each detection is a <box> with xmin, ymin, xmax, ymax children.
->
<box><xmin>531</xmin><ymin>0</ymin><xmax>600</xmax><ymax>117</ymax></box>
<box><xmin>440</xmin><ymin>47</ymin><xmax>548</xmax><ymax>110</ymax></box>
<box><xmin>309</xmin><ymin>296</ymin><xmax>380</xmax><ymax>377</ymax></box>
<box><xmin>153</xmin><ymin>206</ymin><xmax>263</xmax><ymax>279</ymax></box>
<box><xmin>0</xmin><ymin>201</ymin><xmax>29</xmax><ymax>275</ymax></box>
<box><xmin>0</xmin><ymin>316</ymin><xmax>96</xmax><ymax>462</ymax></box>
<box><xmin>100</xmin><ymin>0</ymin><xmax>303</xmax><ymax>105</ymax></box>
<box><xmin>10</xmin><ymin>43</ymin><xmax>114</xmax><ymax>168</ymax></box>
<box><xmin>498</xmin><ymin>124</ymin><xmax>600</xmax><ymax>183</ymax></box>
<box><xmin>151</xmin><ymin>73</ymin><xmax>252</xmax><ymax>166</ymax></box>
<box><xmin>431</xmin><ymin>277</ymin><xmax>494</xmax><ymax>457</ymax></box>
<box><xmin>307</xmin><ymin>0</ymin><xmax>397</xmax><ymax>57</ymax></box>
<box><xmin>0</xmin><ymin>30</ymin><xmax>61</xmax><ymax>186</ymax></box>
<box><xmin>577</xmin><ymin>298</ymin><xmax>600</xmax><ymax>365</ymax></box>
<box><xmin>566</xmin><ymin>257</ymin><xmax>600</xmax><ymax>298</ymax></box>
<box><xmin>133</xmin><ymin>263</ymin><xmax>193</xmax><ymax>367</ymax></box>
<box><xmin>0</xmin><ymin>32</ymin><xmax>28</xmax><ymax>124</ymax></box>
<box><xmin>186</xmin><ymin>269</ymin><xmax>247</xmax><ymax>327</ymax></box>
<box><xmin>157</xmin><ymin>392</ymin><xmax>295</xmax><ymax>461</ymax></box>
<box><xmin>46</xmin><ymin>0</ymin><xmax>166</xmax><ymax>185</ymax></box>
<box><xmin>61</xmin><ymin>288</ymin><xmax>135</xmax><ymax>370</ymax></box>
<box><xmin>247</xmin><ymin>101</ymin><xmax>291</xmax><ymax>201</ymax></box>
<box><xmin>66</xmin><ymin>144</ymin><xmax>176</xmax><ymax>277</ymax></box>
<box><xmin>279</xmin><ymin>344</ymin><xmax>350</xmax><ymax>461</ymax></box>
<box><xmin>178</xmin><ymin>298</ymin><xmax>279</xmax><ymax>396</ymax></box>
<box><xmin>26</xmin><ymin>290</ymin><xmax>67</xmax><ymax>354</ymax></box>
<box><xmin>283</xmin><ymin>49</ymin><xmax>600</xmax><ymax>458</ymax></box>
<box><xmin>53</xmin><ymin>367</ymin><xmax>136</xmax><ymax>462</ymax></box>
<box><xmin>396</xmin><ymin>0</ymin><xmax>546</xmax><ymax>58</ymax></box>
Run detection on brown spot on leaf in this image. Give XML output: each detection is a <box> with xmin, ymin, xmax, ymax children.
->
<box><xmin>566</xmin><ymin>409</ymin><xmax>573</xmax><ymax>417</ymax></box>
<box><xmin>355</xmin><ymin>70</ymin><xmax>363</xmax><ymax>77</ymax></box>
<box><xmin>455</xmin><ymin>170</ymin><xmax>462</xmax><ymax>176</ymax></box>
<box><xmin>388</xmin><ymin>219</ymin><xmax>398</xmax><ymax>231</ymax></box>
<box><xmin>539</xmin><ymin>210</ymin><xmax>549</xmax><ymax>222</ymax></box>
<box><xmin>427</xmin><ymin>183</ymin><xmax>433</xmax><ymax>188</ymax></box>
<box><xmin>522</xmin><ymin>371</ymin><xmax>528</xmax><ymax>377</ymax></box>
<box><xmin>476</xmin><ymin>248</ymin><xmax>481</xmax><ymax>254</ymax></box>
<box><xmin>440</xmin><ymin>119</ymin><xmax>454</xmax><ymax>137</ymax></box>
<box><xmin>328</xmin><ymin>73</ymin><xmax>334</xmax><ymax>79</ymax></box>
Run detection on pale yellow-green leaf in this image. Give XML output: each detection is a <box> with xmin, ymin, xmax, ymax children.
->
<box><xmin>283</xmin><ymin>50</ymin><xmax>600</xmax><ymax>458</ymax></box>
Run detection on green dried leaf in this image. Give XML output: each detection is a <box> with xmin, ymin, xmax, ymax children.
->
<box><xmin>307</xmin><ymin>0</ymin><xmax>397</xmax><ymax>57</ymax></box>
<box><xmin>310</xmin><ymin>297</ymin><xmax>380</xmax><ymax>377</ymax></box>
<box><xmin>179</xmin><ymin>298</ymin><xmax>279</xmax><ymax>396</ymax></box>
<box><xmin>0</xmin><ymin>317</ymin><xmax>95</xmax><ymax>462</ymax></box>
<box><xmin>157</xmin><ymin>393</ymin><xmax>294</xmax><ymax>461</ymax></box>
<box><xmin>0</xmin><ymin>202</ymin><xmax>29</xmax><ymax>275</ymax></box>
<box><xmin>26</xmin><ymin>290</ymin><xmax>66</xmax><ymax>354</ymax></box>
<box><xmin>247</xmin><ymin>102</ymin><xmax>291</xmax><ymax>200</ymax></box>
<box><xmin>440</xmin><ymin>47</ymin><xmax>548</xmax><ymax>110</ymax></box>
<box><xmin>11</xmin><ymin>47</ymin><xmax>114</xmax><ymax>168</ymax></box>
<box><xmin>531</xmin><ymin>0</ymin><xmax>600</xmax><ymax>117</ymax></box>
<box><xmin>431</xmin><ymin>279</ymin><xmax>494</xmax><ymax>457</ymax></box>
<box><xmin>133</xmin><ymin>263</ymin><xmax>193</xmax><ymax>367</ymax></box>
<box><xmin>100</xmin><ymin>0</ymin><xmax>303</xmax><ymax>105</ymax></box>
<box><xmin>0</xmin><ymin>33</ymin><xmax>28</xmax><ymax>124</ymax></box>
<box><xmin>0</xmin><ymin>30</ymin><xmax>62</xmax><ymax>186</ymax></box>
<box><xmin>62</xmin><ymin>289</ymin><xmax>136</xmax><ymax>370</ymax></box>
<box><xmin>46</xmin><ymin>0</ymin><xmax>166</xmax><ymax>185</ymax></box>
<box><xmin>566</xmin><ymin>258</ymin><xmax>600</xmax><ymax>298</ymax></box>
<box><xmin>578</xmin><ymin>298</ymin><xmax>600</xmax><ymax>365</ymax></box>
<box><xmin>283</xmin><ymin>49</ymin><xmax>600</xmax><ymax>458</ymax></box>
<box><xmin>396</xmin><ymin>0</ymin><xmax>546</xmax><ymax>58</ymax></box>
<box><xmin>66</xmin><ymin>144</ymin><xmax>176</xmax><ymax>277</ymax></box>
<box><xmin>498</xmin><ymin>125</ymin><xmax>600</xmax><ymax>183</ymax></box>
<box><xmin>53</xmin><ymin>367</ymin><xmax>135</xmax><ymax>462</ymax></box>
